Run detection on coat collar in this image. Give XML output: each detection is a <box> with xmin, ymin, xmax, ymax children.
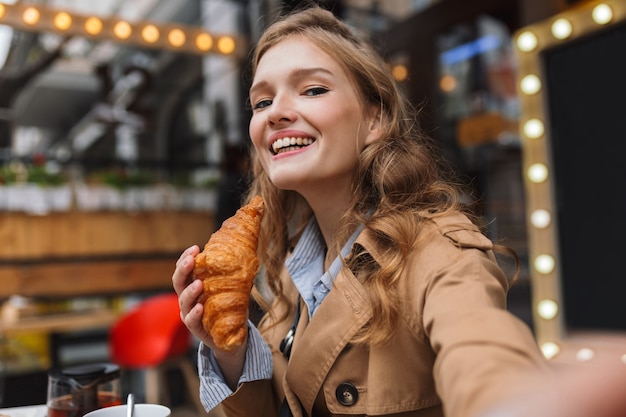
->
<box><xmin>284</xmin><ymin>263</ymin><xmax>373</xmax><ymax>415</ymax></box>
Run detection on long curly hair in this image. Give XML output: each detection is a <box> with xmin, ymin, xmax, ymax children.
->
<box><xmin>245</xmin><ymin>6</ymin><xmax>494</xmax><ymax>344</ymax></box>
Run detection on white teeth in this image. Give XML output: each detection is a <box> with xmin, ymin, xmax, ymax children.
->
<box><xmin>271</xmin><ymin>137</ymin><xmax>314</xmax><ymax>153</ymax></box>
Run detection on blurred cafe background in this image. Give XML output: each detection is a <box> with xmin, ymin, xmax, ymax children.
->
<box><xmin>1</xmin><ymin>0</ymin><xmax>625</xmax><ymax>413</ymax></box>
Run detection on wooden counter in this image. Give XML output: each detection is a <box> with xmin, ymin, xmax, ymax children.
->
<box><xmin>0</xmin><ymin>309</ymin><xmax>119</xmax><ymax>334</ymax></box>
<box><xmin>0</xmin><ymin>211</ymin><xmax>215</xmax><ymax>298</ymax></box>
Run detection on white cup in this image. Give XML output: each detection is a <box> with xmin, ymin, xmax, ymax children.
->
<box><xmin>83</xmin><ymin>404</ymin><xmax>171</xmax><ymax>417</ymax></box>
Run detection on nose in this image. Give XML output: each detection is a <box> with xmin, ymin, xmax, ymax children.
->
<box><xmin>266</xmin><ymin>95</ymin><xmax>297</xmax><ymax>127</ymax></box>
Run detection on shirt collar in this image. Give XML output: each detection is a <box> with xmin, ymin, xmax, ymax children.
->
<box><xmin>286</xmin><ymin>218</ymin><xmax>363</xmax><ymax>317</ymax></box>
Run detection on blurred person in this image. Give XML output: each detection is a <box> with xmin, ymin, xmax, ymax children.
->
<box><xmin>173</xmin><ymin>6</ymin><xmax>559</xmax><ymax>417</ymax></box>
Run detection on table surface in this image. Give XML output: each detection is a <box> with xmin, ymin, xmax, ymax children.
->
<box><xmin>0</xmin><ymin>405</ymin><xmax>47</xmax><ymax>417</ymax></box>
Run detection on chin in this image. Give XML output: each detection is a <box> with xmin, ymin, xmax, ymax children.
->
<box><xmin>269</xmin><ymin>178</ymin><xmax>301</xmax><ymax>192</ymax></box>
<box><xmin>268</xmin><ymin>169</ymin><xmax>311</xmax><ymax>191</ymax></box>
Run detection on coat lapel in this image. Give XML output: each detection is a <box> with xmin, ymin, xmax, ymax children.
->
<box><xmin>284</xmin><ymin>266</ymin><xmax>373</xmax><ymax>415</ymax></box>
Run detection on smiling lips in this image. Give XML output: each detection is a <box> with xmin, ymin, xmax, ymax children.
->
<box><xmin>271</xmin><ymin>137</ymin><xmax>315</xmax><ymax>155</ymax></box>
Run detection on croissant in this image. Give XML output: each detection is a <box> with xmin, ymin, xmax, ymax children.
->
<box><xmin>193</xmin><ymin>195</ymin><xmax>264</xmax><ymax>351</ymax></box>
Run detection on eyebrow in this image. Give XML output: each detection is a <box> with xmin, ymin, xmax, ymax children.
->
<box><xmin>249</xmin><ymin>67</ymin><xmax>334</xmax><ymax>95</ymax></box>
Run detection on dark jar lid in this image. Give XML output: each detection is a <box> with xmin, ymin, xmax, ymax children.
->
<box><xmin>50</xmin><ymin>363</ymin><xmax>120</xmax><ymax>387</ymax></box>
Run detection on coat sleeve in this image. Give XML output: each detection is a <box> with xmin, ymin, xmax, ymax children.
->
<box><xmin>420</xmin><ymin>223</ymin><xmax>553</xmax><ymax>417</ymax></box>
<box><xmin>221</xmin><ymin>379</ymin><xmax>281</xmax><ymax>417</ymax></box>
<box><xmin>198</xmin><ymin>323</ymin><xmax>277</xmax><ymax>415</ymax></box>
<box><xmin>219</xmin><ymin>342</ymin><xmax>287</xmax><ymax>417</ymax></box>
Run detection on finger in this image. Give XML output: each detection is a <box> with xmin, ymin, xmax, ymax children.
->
<box><xmin>176</xmin><ymin>245</ymin><xmax>199</xmax><ymax>269</ymax></box>
<box><xmin>172</xmin><ymin>247</ymin><xmax>200</xmax><ymax>294</ymax></box>
<box><xmin>178</xmin><ymin>279</ymin><xmax>203</xmax><ymax>316</ymax></box>
<box><xmin>182</xmin><ymin>302</ymin><xmax>211</xmax><ymax>343</ymax></box>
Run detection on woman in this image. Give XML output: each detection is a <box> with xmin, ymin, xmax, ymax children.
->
<box><xmin>173</xmin><ymin>6</ymin><xmax>552</xmax><ymax>417</ymax></box>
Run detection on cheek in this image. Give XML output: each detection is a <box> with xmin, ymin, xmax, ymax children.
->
<box><xmin>248</xmin><ymin>116</ymin><xmax>271</xmax><ymax>175</ymax></box>
<box><xmin>248</xmin><ymin>116</ymin><xmax>264</xmax><ymax>148</ymax></box>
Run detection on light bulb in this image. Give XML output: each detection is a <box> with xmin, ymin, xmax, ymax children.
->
<box><xmin>520</xmin><ymin>74</ymin><xmax>541</xmax><ymax>95</ymax></box>
<box><xmin>592</xmin><ymin>4</ymin><xmax>613</xmax><ymax>25</ymax></box>
<box><xmin>516</xmin><ymin>31</ymin><xmax>538</xmax><ymax>52</ymax></box>
<box><xmin>168</xmin><ymin>29</ymin><xmax>186</xmax><ymax>47</ymax></box>
<box><xmin>85</xmin><ymin>17</ymin><xmax>103</xmax><ymax>35</ymax></box>
<box><xmin>195</xmin><ymin>33</ymin><xmax>213</xmax><ymax>52</ymax></box>
<box><xmin>552</xmin><ymin>18</ymin><xmax>573</xmax><ymax>40</ymax></box>
<box><xmin>113</xmin><ymin>21</ymin><xmax>132</xmax><ymax>39</ymax></box>
<box><xmin>534</xmin><ymin>254</ymin><xmax>555</xmax><ymax>274</ymax></box>
<box><xmin>541</xmin><ymin>342</ymin><xmax>560</xmax><ymax>359</ymax></box>
<box><xmin>23</xmin><ymin>7</ymin><xmax>40</xmax><ymax>25</ymax></box>
<box><xmin>531</xmin><ymin>209</ymin><xmax>551</xmax><ymax>229</ymax></box>
<box><xmin>392</xmin><ymin>64</ymin><xmax>408</xmax><ymax>82</ymax></box>
<box><xmin>141</xmin><ymin>24</ymin><xmax>159</xmax><ymax>43</ymax></box>
<box><xmin>217</xmin><ymin>36</ymin><xmax>235</xmax><ymax>55</ymax></box>
<box><xmin>54</xmin><ymin>12</ymin><xmax>72</xmax><ymax>31</ymax></box>
<box><xmin>523</xmin><ymin>118</ymin><xmax>545</xmax><ymax>139</ymax></box>
<box><xmin>528</xmin><ymin>163</ymin><xmax>548</xmax><ymax>183</ymax></box>
<box><xmin>537</xmin><ymin>299</ymin><xmax>558</xmax><ymax>320</ymax></box>
<box><xmin>440</xmin><ymin>75</ymin><xmax>457</xmax><ymax>92</ymax></box>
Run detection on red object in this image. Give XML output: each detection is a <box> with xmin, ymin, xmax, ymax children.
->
<box><xmin>109</xmin><ymin>293</ymin><xmax>190</xmax><ymax>368</ymax></box>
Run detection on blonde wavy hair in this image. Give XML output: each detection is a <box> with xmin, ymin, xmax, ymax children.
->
<box><xmin>245</xmin><ymin>6</ymin><xmax>504</xmax><ymax>344</ymax></box>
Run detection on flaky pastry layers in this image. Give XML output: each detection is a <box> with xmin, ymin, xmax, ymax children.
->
<box><xmin>193</xmin><ymin>195</ymin><xmax>265</xmax><ymax>351</ymax></box>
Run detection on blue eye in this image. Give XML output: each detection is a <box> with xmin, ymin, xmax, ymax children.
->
<box><xmin>253</xmin><ymin>99</ymin><xmax>272</xmax><ymax>110</ymax></box>
<box><xmin>305</xmin><ymin>87</ymin><xmax>328</xmax><ymax>96</ymax></box>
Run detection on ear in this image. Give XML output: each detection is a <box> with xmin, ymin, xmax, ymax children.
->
<box><xmin>364</xmin><ymin>106</ymin><xmax>383</xmax><ymax>146</ymax></box>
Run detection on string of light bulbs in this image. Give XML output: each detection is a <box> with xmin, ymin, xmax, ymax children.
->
<box><xmin>0</xmin><ymin>2</ymin><xmax>244</xmax><ymax>56</ymax></box>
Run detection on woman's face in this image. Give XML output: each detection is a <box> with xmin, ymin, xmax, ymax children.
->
<box><xmin>249</xmin><ymin>36</ymin><xmax>379</xmax><ymax>199</ymax></box>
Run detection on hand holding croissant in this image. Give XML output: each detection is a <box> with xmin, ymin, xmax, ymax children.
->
<box><xmin>193</xmin><ymin>195</ymin><xmax>264</xmax><ymax>351</ymax></box>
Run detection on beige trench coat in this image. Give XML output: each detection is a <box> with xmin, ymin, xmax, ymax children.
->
<box><xmin>221</xmin><ymin>213</ymin><xmax>552</xmax><ymax>417</ymax></box>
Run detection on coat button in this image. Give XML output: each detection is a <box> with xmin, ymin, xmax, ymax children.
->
<box><xmin>335</xmin><ymin>382</ymin><xmax>358</xmax><ymax>406</ymax></box>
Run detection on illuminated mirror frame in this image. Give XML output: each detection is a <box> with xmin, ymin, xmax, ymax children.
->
<box><xmin>514</xmin><ymin>0</ymin><xmax>626</xmax><ymax>360</ymax></box>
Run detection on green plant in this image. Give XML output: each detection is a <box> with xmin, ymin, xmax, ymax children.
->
<box><xmin>27</xmin><ymin>165</ymin><xmax>66</xmax><ymax>186</ymax></box>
